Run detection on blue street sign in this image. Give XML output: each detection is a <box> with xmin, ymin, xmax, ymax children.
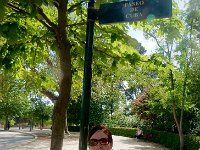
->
<box><xmin>98</xmin><ymin>0</ymin><xmax>172</xmax><ymax>24</ymax></box>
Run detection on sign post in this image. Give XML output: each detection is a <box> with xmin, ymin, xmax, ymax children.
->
<box><xmin>79</xmin><ymin>0</ymin><xmax>97</xmax><ymax>150</ymax></box>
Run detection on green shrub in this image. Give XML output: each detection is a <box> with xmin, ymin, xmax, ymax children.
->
<box><xmin>109</xmin><ymin>127</ymin><xmax>137</xmax><ymax>138</ymax></box>
<box><xmin>185</xmin><ymin>135</ymin><xmax>200</xmax><ymax>150</ymax></box>
<box><xmin>143</xmin><ymin>129</ymin><xmax>200</xmax><ymax>150</ymax></box>
<box><xmin>115</xmin><ymin>115</ymin><xmax>142</xmax><ymax>128</ymax></box>
<box><xmin>143</xmin><ymin>129</ymin><xmax>180</xmax><ymax>150</ymax></box>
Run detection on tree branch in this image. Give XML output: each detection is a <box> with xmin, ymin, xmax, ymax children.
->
<box><xmin>67</xmin><ymin>1</ymin><xmax>84</xmax><ymax>14</ymax></box>
<box><xmin>37</xmin><ymin>7</ymin><xmax>57</xmax><ymax>29</ymax></box>
<box><xmin>27</xmin><ymin>0</ymin><xmax>57</xmax><ymax>30</ymax></box>
<box><xmin>66</xmin><ymin>22</ymin><xmax>86</xmax><ymax>27</ymax></box>
<box><xmin>7</xmin><ymin>3</ymin><xmax>30</xmax><ymax>16</ymax></box>
<box><xmin>94</xmin><ymin>47</ymin><xmax>120</xmax><ymax>59</ymax></box>
<box><xmin>41</xmin><ymin>88</ymin><xmax>59</xmax><ymax>102</ymax></box>
<box><xmin>146</xmin><ymin>32</ymin><xmax>167</xmax><ymax>53</ymax></box>
<box><xmin>69</xmin><ymin>28</ymin><xmax>120</xmax><ymax>59</ymax></box>
<box><xmin>7</xmin><ymin>3</ymin><xmax>55</xmax><ymax>32</ymax></box>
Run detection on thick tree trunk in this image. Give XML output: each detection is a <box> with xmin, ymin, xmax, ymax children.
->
<box><xmin>50</xmin><ymin>2</ymin><xmax>72</xmax><ymax>148</ymax></box>
<box><xmin>50</xmin><ymin>58</ymin><xmax>72</xmax><ymax>149</ymax></box>
<box><xmin>50</xmin><ymin>52</ymin><xmax>72</xmax><ymax>150</ymax></box>
<box><xmin>48</xmin><ymin>0</ymin><xmax>72</xmax><ymax>149</ymax></box>
<box><xmin>50</xmin><ymin>101</ymin><xmax>66</xmax><ymax>150</ymax></box>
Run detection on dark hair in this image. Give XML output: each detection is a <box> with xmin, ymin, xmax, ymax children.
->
<box><xmin>88</xmin><ymin>125</ymin><xmax>113</xmax><ymax>146</ymax></box>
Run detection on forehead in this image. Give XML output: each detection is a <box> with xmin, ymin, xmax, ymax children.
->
<box><xmin>90</xmin><ymin>130</ymin><xmax>108</xmax><ymax>139</ymax></box>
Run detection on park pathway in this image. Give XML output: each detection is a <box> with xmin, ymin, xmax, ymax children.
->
<box><xmin>0</xmin><ymin>130</ymin><xmax>34</xmax><ymax>149</ymax></box>
<box><xmin>0</xmin><ymin>128</ymin><xmax>169</xmax><ymax>150</ymax></box>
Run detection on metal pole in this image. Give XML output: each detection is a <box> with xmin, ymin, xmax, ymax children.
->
<box><xmin>79</xmin><ymin>0</ymin><xmax>96</xmax><ymax>150</ymax></box>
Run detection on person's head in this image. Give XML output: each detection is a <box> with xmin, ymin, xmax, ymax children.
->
<box><xmin>88</xmin><ymin>125</ymin><xmax>113</xmax><ymax>150</ymax></box>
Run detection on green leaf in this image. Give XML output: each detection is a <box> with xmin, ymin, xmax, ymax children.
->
<box><xmin>35</xmin><ymin>0</ymin><xmax>43</xmax><ymax>6</ymax></box>
<box><xmin>111</xmin><ymin>33</ymin><xmax>118</xmax><ymax>43</ymax></box>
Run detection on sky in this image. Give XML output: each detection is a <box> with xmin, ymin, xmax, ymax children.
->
<box><xmin>128</xmin><ymin>0</ymin><xmax>189</xmax><ymax>55</ymax></box>
<box><xmin>128</xmin><ymin>28</ymin><xmax>157</xmax><ymax>56</ymax></box>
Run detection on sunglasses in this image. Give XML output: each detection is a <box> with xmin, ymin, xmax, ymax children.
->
<box><xmin>88</xmin><ymin>138</ymin><xmax>109</xmax><ymax>146</ymax></box>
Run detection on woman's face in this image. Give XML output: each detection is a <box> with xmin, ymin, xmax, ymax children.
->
<box><xmin>89</xmin><ymin>130</ymin><xmax>112</xmax><ymax>150</ymax></box>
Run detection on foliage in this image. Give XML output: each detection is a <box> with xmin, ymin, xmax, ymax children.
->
<box><xmin>185</xmin><ymin>135</ymin><xmax>200</xmax><ymax>150</ymax></box>
<box><xmin>0</xmin><ymin>71</ymin><xmax>31</xmax><ymax>123</ymax></box>
<box><xmin>109</xmin><ymin>127</ymin><xmax>137</xmax><ymax>138</ymax></box>
<box><xmin>143</xmin><ymin>129</ymin><xmax>200</xmax><ymax>150</ymax></box>
<box><xmin>90</xmin><ymin>76</ymin><xmax>128</xmax><ymax>126</ymax></box>
<box><xmin>113</xmin><ymin>115</ymin><xmax>141</xmax><ymax>128</ymax></box>
<box><xmin>31</xmin><ymin>96</ymin><xmax>53</xmax><ymax>127</ymax></box>
<box><xmin>68</xmin><ymin>76</ymin><xmax>130</xmax><ymax>127</ymax></box>
<box><xmin>191</xmin><ymin>111</ymin><xmax>200</xmax><ymax>135</ymax></box>
<box><xmin>67</xmin><ymin>96</ymin><xmax>81</xmax><ymax>126</ymax></box>
<box><xmin>143</xmin><ymin>129</ymin><xmax>180</xmax><ymax>150</ymax></box>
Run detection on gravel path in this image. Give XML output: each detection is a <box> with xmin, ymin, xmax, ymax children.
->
<box><xmin>6</xmin><ymin>129</ymin><xmax>169</xmax><ymax>150</ymax></box>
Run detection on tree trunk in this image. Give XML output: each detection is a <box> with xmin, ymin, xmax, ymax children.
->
<box><xmin>179</xmin><ymin>103</ymin><xmax>184</xmax><ymax>150</ymax></box>
<box><xmin>170</xmin><ymin>70</ymin><xmax>184</xmax><ymax>150</ymax></box>
<box><xmin>65</xmin><ymin>113</ymin><xmax>71</xmax><ymax>135</ymax></box>
<box><xmin>50</xmin><ymin>97</ymin><xmax>70</xmax><ymax>150</ymax></box>
<box><xmin>50</xmin><ymin>47</ymin><xmax>72</xmax><ymax>149</ymax></box>
<box><xmin>18</xmin><ymin>117</ymin><xmax>21</xmax><ymax>130</ymax></box>
<box><xmin>179</xmin><ymin>129</ymin><xmax>184</xmax><ymax>150</ymax></box>
<box><xmin>4</xmin><ymin>116</ymin><xmax>8</xmax><ymax>130</ymax></box>
<box><xmin>30</xmin><ymin>120</ymin><xmax>32</xmax><ymax>132</ymax></box>
<box><xmin>50</xmin><ymin>5</ymin><xmax>72</xmax><ymax>149</ymax></box>
<box><xmin>19</xmin><ymin>123</ymin><xmax>21</xmax><ymax>130</ymax></box>
<box><xmin>42</xmin><ymin>118</ymin><xmax>44</xmax><ymax>129</ymax></box>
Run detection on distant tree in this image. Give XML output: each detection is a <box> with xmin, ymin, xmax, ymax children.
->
<box><xmin>0</xmin><ymin>71</ymin><xmax>31</xmax><ymax>130</ymax></box>
<box><xmin>31</xmin><ymin>96</ymin><xmax>53</xmax><ymax>129</ymax></box>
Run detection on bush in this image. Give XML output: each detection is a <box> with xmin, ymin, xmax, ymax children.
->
<box><xmin>109</xmin><ymin>127</ymin><xmax>137</xmax><ymax>138</ymax></box>
<box><xmin>185</xmin><ymin>135</ymin><xmax>200</xmax><ymax>150</ymax></box>
<box><xmin>143</xmin><ymin>129</ymin><xmax>180</xmax><ymax>149</ymax></box>
<box><xmin>143</xmin><ymin>129</ymin><xmax>200</xmax><ymax>150</ymax></box>
<box><xmin>116</xmin><ymin>115</ymin><xmax>142</xmax><ymax>128</ymax></box>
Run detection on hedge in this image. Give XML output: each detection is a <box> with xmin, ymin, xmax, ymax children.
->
<box><xmin>143</xmin><ymin>129</ymin><xmax>200</xmax><ymax>150</ymax></box>
<box><xmin>109</xmin><ymin>127</ymin><xmax>137</xmax><ymax>138</ymax></box>
<box><xmin>143</xmin><ymin>129</ymin><xmax>180</xmax><ymax>150</ymax></box>
<box><xmin>185</xmin><ymin>135</ymin><xmax>200</xmax><ymax>150</ymax></box>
